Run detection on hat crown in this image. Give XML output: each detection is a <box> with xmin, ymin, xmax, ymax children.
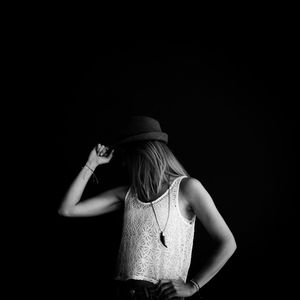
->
<box><xmin>114</xmin><ymin>115</ymin><xmax>168</xmax><ymax>146</ymax></box>
<box><xmin>121</xmin><ymin>116</ymin><xmax>162</xmax><ymax>138</ymax></box>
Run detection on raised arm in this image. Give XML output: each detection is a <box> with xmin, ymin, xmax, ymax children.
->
<box><xmin>58</xmin><ymin>143</ymin><xmax>127</xmax><ymax>217</ymax></box>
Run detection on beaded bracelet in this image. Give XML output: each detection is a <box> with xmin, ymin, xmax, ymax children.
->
<box><xmin>83</xmin><ymin>164</ymin><xmax>99</xmax><ymax>184</ymax></box>
<box><xmin>190</xmin><ymin>279</ymin><xmax>200</xmax><ymax>292</ymax></box>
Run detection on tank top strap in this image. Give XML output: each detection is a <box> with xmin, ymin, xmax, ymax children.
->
<box><xmin>124</xmin><ymin>186</ymin><xmax>132</xmax><ymax>203</ymax></box>
<box><xmin>169</xmin><ymin>175</ymin><xmax>188</xmax><ymax>201</ymax></box>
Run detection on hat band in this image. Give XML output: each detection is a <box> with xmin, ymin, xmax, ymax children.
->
<box><xmin>116</xmin><ymin>131</ymin><xmax>168</xmax><ymax>145</ymax></box>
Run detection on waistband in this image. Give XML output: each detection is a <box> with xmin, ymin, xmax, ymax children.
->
<box><xmin>115</xmin><ymin>279</ymin><xmax>184</xmax><ymax>300</ymax></box>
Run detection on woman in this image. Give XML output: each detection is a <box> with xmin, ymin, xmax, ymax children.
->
<box><xmin>59</xmin><ymin>116</ymin><xmax>237</xmax><ymax>300</ymax></box>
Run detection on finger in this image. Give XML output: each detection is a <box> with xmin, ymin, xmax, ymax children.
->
<box><xmin>96</xmin><ymin>144</ymin><xmax>102</xmax><ymax>154</ymax></box>
<box><xmin>163</xmin><ymin>287</ymin><xmax>177</xmax><ymax>298</ymax></box>
<box><xmin>107</xmin><ymin>149</ymin><xmax>114</xmax><ymax>160</ymax></box>
<box><xmin>158</xmin><ymin>282</ymin><xmax>173</xmax><ymax>298</ymax></box>
<box><xmin>163</xmin><ymin>290</ymin><xmax>177</xmax><ymax>300</ymax></box>
<box><xmin>99</xmin><ymin>147</ymin><xmax>108</xmax><ymax>156</ymax></box>
<box><xmin>155</xmin><ymin>279</ymin><xmax>168</xmax><ymax>291</ymax></box>
<box><xmin>98</xmin><ymin>146</ymin><xmax>106</xmax><ymax>156</ymax></box>
<box><xmin>158</xmin><ymin>279</ymin><xmax>169</xmax><ymax>286</ymax></box>
<box><xmin>155</xmin><ymin>279</ymin><xmax>162</xmax><ymax>290</ymax></box>
<box><xmin>103</xmin><ymin>147</ymin><xmax>111</xmax><ymax>156</ymax></box>
<box><xmin>160</xmin><ymin>283</ymin><xmax>173</xmax><ymax>293</ymax></box>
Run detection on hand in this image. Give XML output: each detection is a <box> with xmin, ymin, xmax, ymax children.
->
<box><xmin>86</xmin><ymin>143</ymin><xmax>114</xmax><ymax>169</ymax></box>
<box><xmin>156</xmin><ymin>279</ymin><xmax>198</xmax><ymax>299</ymax></box>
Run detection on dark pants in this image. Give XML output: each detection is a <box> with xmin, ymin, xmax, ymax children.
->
<box><xmin>114</xmin><ymin>279</ymin><xmax>185</xmax><ymax>300</ymax></box>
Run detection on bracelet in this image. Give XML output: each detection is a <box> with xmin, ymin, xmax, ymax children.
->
<box><xmin>84</xmin><ymin>164</ymin><xmax>95</xmax><ymax>172</ymax></box>
<box><xmin>83</xmin><ymin>164</ymin><xmax>99</xmax><ymax>184</ymax></box>
<box><xmin>190</xmin><ymin>279</ymin><xmax>200</xmax><ymax>292</ymax></box>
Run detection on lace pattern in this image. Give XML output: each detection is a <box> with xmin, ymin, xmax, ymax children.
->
<box><xmin>114</xmin><ymin>176</ymin><xmax>196</xmax><ymax>284</ymax></box>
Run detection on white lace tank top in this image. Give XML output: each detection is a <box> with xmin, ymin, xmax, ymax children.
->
<box><xmin>114</xmin><ymin>175</ymin><xmax>196</xmax><ymax>284</ymax></box>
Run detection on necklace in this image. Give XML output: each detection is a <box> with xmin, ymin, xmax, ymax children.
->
<box><xmin>150</xmin><ymin>178</ymin><xmax>171</xmax><ymax>248</ymax></box>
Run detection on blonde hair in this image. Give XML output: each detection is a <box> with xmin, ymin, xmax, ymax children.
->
<box><xmin>121</xmin><ymin>140</ymin><xmax>189</xmax><ymax>201</ymax></box>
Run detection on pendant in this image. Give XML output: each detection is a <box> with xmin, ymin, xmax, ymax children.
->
<box><xmin>160</xmin><ymin>232</ymin><xmax>168</xmax><ymax>248</ymax></box>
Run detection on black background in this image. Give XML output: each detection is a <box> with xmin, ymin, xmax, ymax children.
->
<box><xmin>22</xmin><ymin>33</ymin><xmax>296</xmax><ymax>300</ymax></box>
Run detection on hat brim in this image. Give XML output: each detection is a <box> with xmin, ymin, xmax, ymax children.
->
<box><xmin>114</xmin><ymin>132</ymin><xmax>168</xmax><ymax>146</ymax></box>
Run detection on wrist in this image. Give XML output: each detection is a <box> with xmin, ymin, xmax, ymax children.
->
<box><xmin>83</xmin><ymin>163</ymin><xmax>99</xmax><ymax>184</ymax></box>
<box><xmin>86</xmin><ymin>161</ymin><xmax>98</xmax><ymax>170</ymax></box>
<box><xmin>189</xmin><ymin>279</ymin><xmax>200</xmax><ymax>295</ymax></box>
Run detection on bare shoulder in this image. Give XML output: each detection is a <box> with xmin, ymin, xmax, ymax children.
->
<box><xmin>179</xmin><ymin>176</ymin><xmax>213</xmax><ymax>211</ymax></box>
<box><xmin>177</xmin><ymin>177</ymin><xmax>201</xmax><ymax>219</ymax></box>
<box><xmin>180</xmin><ymin>177</ymin><xmax>206</xmax><ymax>198</ymax></box>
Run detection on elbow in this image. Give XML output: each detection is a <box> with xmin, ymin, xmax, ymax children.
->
<box><xmin>58</xmin><ymin>206</ymin><xmax>72</xmax><ymax>217</ymax></box>
<box><xmin>227</xmin><ymin>234</ymin><xmax>237</xmax><ymax>256</ymax></box>
<box><xmin>217</xmin><ymin>234</ymin><xmax>237</xmax><ymax>257</ymax></box>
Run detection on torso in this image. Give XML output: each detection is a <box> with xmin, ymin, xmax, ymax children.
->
<box><xmin>115</xmin><ymin>175</ymin><xmax>196</xmax><ymax>283</ymax></box>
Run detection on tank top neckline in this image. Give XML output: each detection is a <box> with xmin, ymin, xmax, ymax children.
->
<box><xmin>133</xmin><ymin>175</ymin><xmax>186</xmax><ymax>205</ymax></box>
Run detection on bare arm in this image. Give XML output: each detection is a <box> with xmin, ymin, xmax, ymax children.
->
<box><xmin>58</xmin><ymin>143</ymin><xmax>127</xmax><ymax>217</ymax></box>
<box><xmin>183</xmin><ymin>177</ymin><xmax>237</xmax><ymax>290</ymax></box>
<box><xmin>154</xmin><ymin>177</ymin><xmax>237</xmax><ymax>299</ymax></box>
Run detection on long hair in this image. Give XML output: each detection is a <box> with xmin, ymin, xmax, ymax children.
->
<box><xmin>120</xmin><ymin>140</ymin><xmax>189</xmax><ymax>201</ymax></box>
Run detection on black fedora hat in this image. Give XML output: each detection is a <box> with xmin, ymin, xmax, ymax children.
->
<box><xmin>114</xmin><ymin>116</ymin><xmax>168</xmax><ymax>146</ymax></box>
